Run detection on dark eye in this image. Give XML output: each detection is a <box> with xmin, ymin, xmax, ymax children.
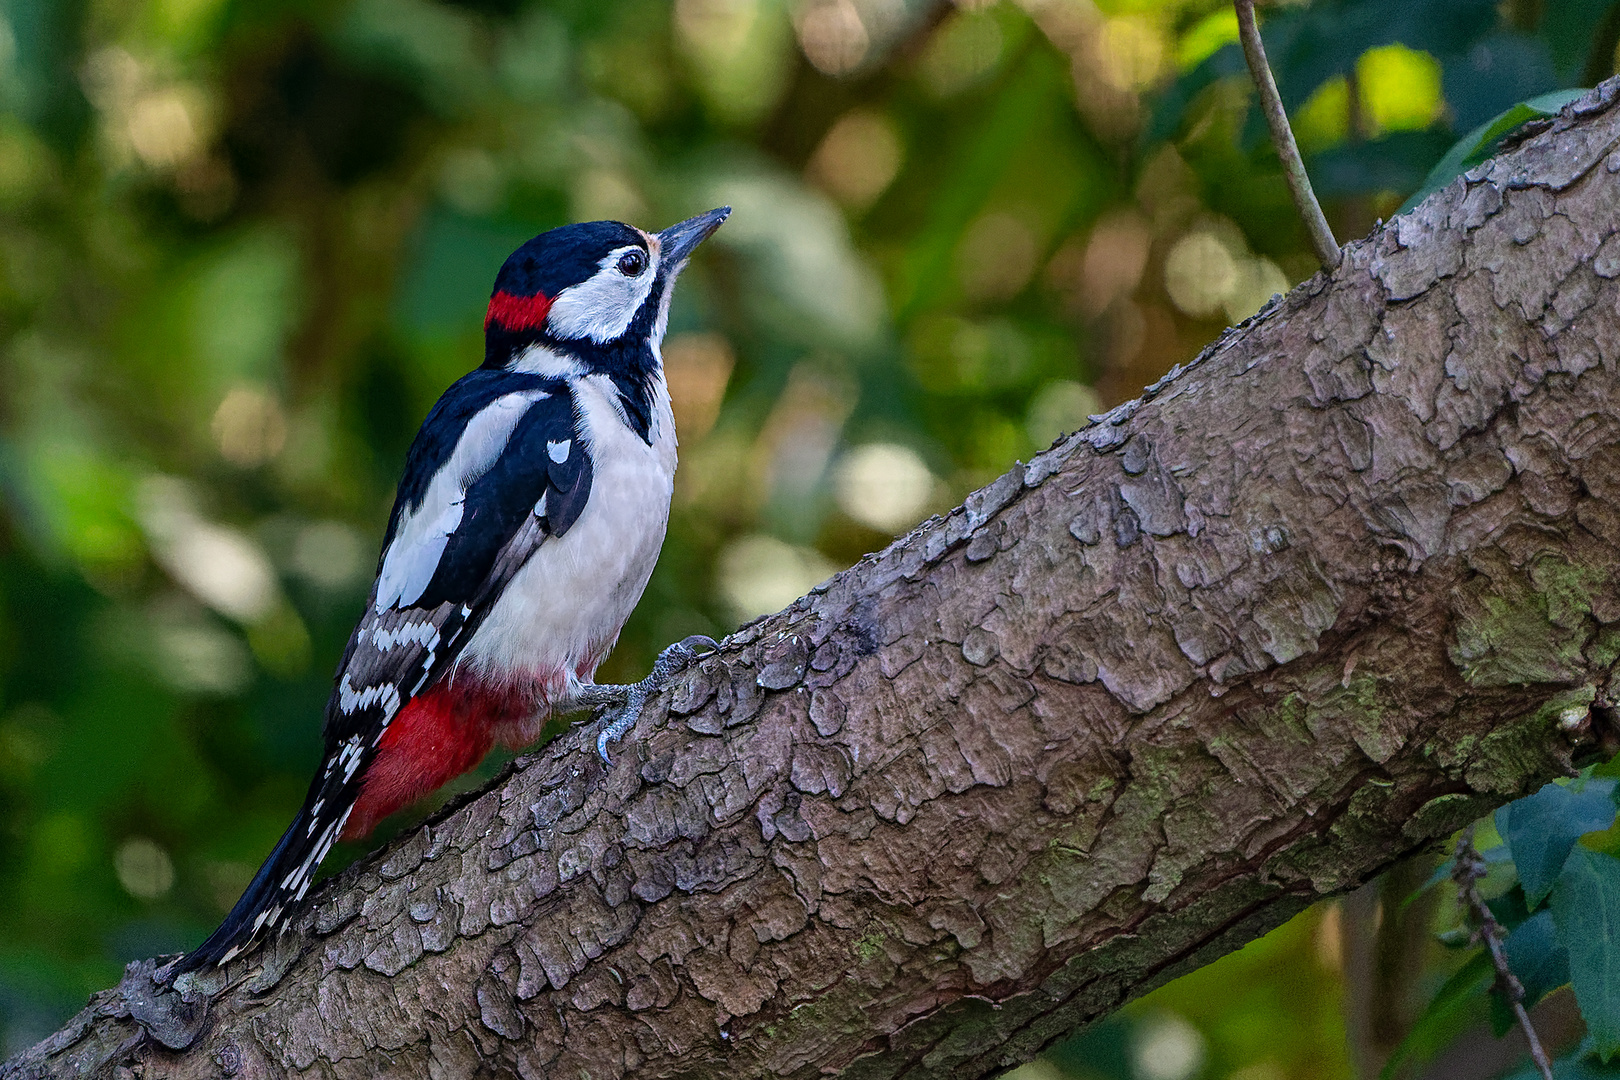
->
<box><xmin>617</xmin><ymin>250</ymin><xmax>645</xmax><ymax>276</ymax></box>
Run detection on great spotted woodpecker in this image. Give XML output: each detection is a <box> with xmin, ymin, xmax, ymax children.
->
<box><xmin>173</xmin><ymin>207</ymin><xmax>730</xmax><ymax>973</ymax></box>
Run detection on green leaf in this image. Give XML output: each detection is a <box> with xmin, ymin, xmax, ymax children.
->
<box><xmin>1502</xmin><ymin>1038</ymin><xmax>1620</xmax><ymax>1079</ymax></box>
<box><xmin>1307</xmin><ymin>131</ymin><xmax>1456</xmax><ymax>198</ymax></box>
<box><xmin>1490</xmin><ymin>987</ymin><xmax>1517</xmax><ymax>1038</ymax></box>
<box><xmin>1381</xmin><ymin>950</ymin><xmax>1494</xmax><ymax>1080</ymax></box>
<box><xmin>1506</xmin><ymin>908</ymin><xmax>1572</xmax><ymax>1006</ymax></box>
<box><xmin>1499</xmin><ymin>778</ymin><xmax>1618</xmax><ymax>908</ymax></box>
<box><xmin>1489</xmin><ymin>884</ymin><xmax>1536</xmax><ymax>932</ymax></box>
<box><xmin>1551</xmin><ymin>847</ymin><xmax>1620</xmax><ymax>1059</ymax></box>
<box><xmin>1398</xmin><ymin>88</ymin><xmax>1590</xmax><ymax>213</ymax></box>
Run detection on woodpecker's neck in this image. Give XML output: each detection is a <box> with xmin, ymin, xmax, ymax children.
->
<box><xmin>487</xmin><ymin>332</ymin><xmax>662</xmax><ymax>445</ymax></box>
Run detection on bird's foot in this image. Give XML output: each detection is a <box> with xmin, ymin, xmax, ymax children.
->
<box><xmin>573</xmin><ymin>635</ymin><xmax>719</xmax><ymax>763</ymax></box>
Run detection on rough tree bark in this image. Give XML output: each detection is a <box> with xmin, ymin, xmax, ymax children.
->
<box><xmin>12</xmin><ymin>78</ymin><xmax>1620</xmax><ymax>1080</ymax></box>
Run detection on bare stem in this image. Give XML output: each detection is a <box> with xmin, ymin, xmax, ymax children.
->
<box><xmin>1452</xmin><ymin>827</ymin><xmax>1556</xmax><ymax>1080</ymax></box>
<box><xmin>1233</xmin><ymin>0</ymin><xmax>1341</xmax><ymax>270</ymax></box>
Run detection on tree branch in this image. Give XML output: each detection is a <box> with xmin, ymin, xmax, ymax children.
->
<box><xmin>11</xmin><ymin>77</ymin><xmax>1620</xmax><ymax>1080</ymax></box>
<box><xmin>1452</xmin><ymin>827</ymin><xmax>1554</xmax><ymax>1080</ymax></box>
<box><xmin>1236</xmin><ymin>0</ymin><xmax>1342</xmax><ymax>269</ymax></box>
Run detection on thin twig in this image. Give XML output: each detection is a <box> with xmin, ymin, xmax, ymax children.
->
<box><xmin>1452</xmin><ymin>826</ymin><xmax>1556</xmax><ymax>1080</ymax></box>
<box><xmin>1232</xmin><ymin>0</ymin><xmax>1341</xmax><ymax>270</ymax></box>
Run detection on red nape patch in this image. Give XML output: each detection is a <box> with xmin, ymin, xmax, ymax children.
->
<box><xmin>343</xmin><ymin>680</ymin><xmax>537</xmax><ymax>841</ymax></box>
<box><xmin>485</xmin><ymin>290</ymin><xmax>553</xmax><ymax>331</ymax></box>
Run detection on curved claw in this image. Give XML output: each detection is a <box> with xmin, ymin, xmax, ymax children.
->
<box><xmin>593</xmin><ymin>634</ymin><xmax>723</xmax><ymax>766</ymax></box>
<box><xmin>596</xmin><ymin>717</ymin><xmax>627</xmax><ymax>764</ymax></box>
<box><xmin>651</xmin><ymin>634</ymin><xmax>720</xmax><ymax>678</ymax></box>
<box><xmin>677</xmin><ymin>633</ymin><xmax>721</xmax><ymax>656</ymax></box>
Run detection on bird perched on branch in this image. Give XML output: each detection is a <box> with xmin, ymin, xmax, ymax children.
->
<box><xmin>173</xmin><ymin>207</ymin><xmax>730</xmax><ymax>974</ymax></box>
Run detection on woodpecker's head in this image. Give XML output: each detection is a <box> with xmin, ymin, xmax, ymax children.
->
<box><xmin>483</xmin><ymin>207</ymin><xmax>730</xmax><ymax>372</ymax></box>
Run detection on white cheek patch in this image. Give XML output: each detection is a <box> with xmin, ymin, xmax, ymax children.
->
<box><xmin>375</xmin><ymin>390</ymin><xmax>550</xmax><ymax>610</ymax></box>
<box><xmin>545</xmin><ymin>246</ymin><xmax>656</xmax><ymax>343</ymax></box>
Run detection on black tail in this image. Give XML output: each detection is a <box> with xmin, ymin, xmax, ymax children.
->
<box><xmin>173</xmin><ymin>779</ymin><xmax>354</xmax><ymax>974</ymax></box>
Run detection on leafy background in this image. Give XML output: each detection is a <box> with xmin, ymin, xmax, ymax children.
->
<box><xmin>0</xmin><ymin>0</ymin><xmax>1614</xmax><ymax>1075</ymax></box>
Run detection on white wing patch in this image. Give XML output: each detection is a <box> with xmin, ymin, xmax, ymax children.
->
<box><xmin>545</xmin><ymin>245</ymin><xmax>657</xmax><ymax>343</ymax></box>
<box><xmin>374</xmin><ymin>390</ymin><xmax>550</xmax><ymax>611</ymax></box>
<box><xmin>547</xmin><ymin>439</ymin><xmax>570</xmax><ymax>463</ymax></box>
<box><xmin>337</xmin><ymin>675</ymin><xmax>401</xmax><ymax>722</ymax></box>
<box><xmin>371</xmin><ymin>619</ymin><xmax>441</xmax><ymax>652</ymax></box>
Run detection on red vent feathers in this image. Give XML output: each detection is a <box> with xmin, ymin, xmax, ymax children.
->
<box><xmin>485</xmin><ymin>290</ymin><xmax>553</xmax><ymax>331</ymax></box>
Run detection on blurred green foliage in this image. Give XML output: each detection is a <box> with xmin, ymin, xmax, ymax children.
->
<box><xmin>0</xmin><ymin>0</ymin><xmax>1613</xmax><ymax>1073</ymax></box>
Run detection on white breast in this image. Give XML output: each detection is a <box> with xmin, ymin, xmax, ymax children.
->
<box><xmin>458</xmin><ymin>372</ymin><xmax>677</xmax><ymax>708</ymax></box>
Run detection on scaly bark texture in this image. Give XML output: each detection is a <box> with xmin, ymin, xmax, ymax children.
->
<box><xmin>13</xmin><ymin>79</ymin><xmax>1620</xmax><ymax>1080</ymax></box>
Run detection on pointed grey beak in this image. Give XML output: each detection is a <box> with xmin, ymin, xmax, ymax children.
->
<box><xmin>657</xmin><ymin>206</ymin><xmax>730</xmax><ymax>267</ymax></box>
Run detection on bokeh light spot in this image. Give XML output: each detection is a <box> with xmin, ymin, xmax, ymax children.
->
<box><xmin>835</xmin><ymin>443</ymin><xmax>935</xmax><ymax>533</ymax></box>
<box><xmin>1131</xmin><ymin>1013</ymin><xmax>1205</xmax><ymax>1080</ymax></box>
<box><xmin>1227</xmin><ymin>1063</ymin><xmax>1287</xmax><ymax>1080</ymax></box>
<box><xmin>291</xmin><ymin>521</ymin><xmax>367</xmax><ymax>591</ymax></box>
<box><xmin>0</xmin><ymin>123</ymin><xmax>49</xmax><ymax>208</ymax></box>
<box><xmin>675</xmin><ymin>0</ymin><xmax>794</xmax><ymax>124</ymax></box>
<box><xmin>211</xmin><ymin>385</ymin><xmax>287</xmax><ymax>468</ymax></box>
<box><xmin>1025</xmin><ymin>381</ymin><xmax>1100</xmax><ymax>446</ymax></box>
<box><xmin>1175</xmin><ymin>8</ymin><xmax>1238</xmax><ymax>69</ymax></box>
<box><xmin>919</xmin><ymin>9</ymin><xmax>1003</xmax><ymax>96</ymax></box>
<box><xmin>718</xmin><ymin>535</ymin><xmax>836</xmax><ymax>622</ymax></box>
<box><xmin>1092</xmin><ymin>16</ymin><xmax>1163</xmax><ymax>93</ymax></box>
<box><xmin>127</xmin><ymin>88</ymin><xmax>203</xmax><ymax>169</ymax></box>
<box><xmin>138</xmin><ymin>476</ymin><xmax>279</xmax><ymax>623</ymax></box>
<box><xmin>1294</xmin><ymin>75</ymin><xmax>1350</xmax><ymax>153</ymax></box>
<box><xmin>1078</xmin><ymin>211</ymin><xmax>1152</xmax><ymax>316</ymax></box>
<box><xmin>114</xmin><ymin>837</ymin><xmax>175</xmax><ymax>900</ymax></box>
<box><xmin>796</xmin><ymin>0</ymin><xmax>868</xmax><ymax>75</ymax></box>
<box><xmin>676</xmin><ymin>0</ymin><xmax>760</xmax><ymax>61</ymax></box>
<box><xmin>154</xmin><ymin>619</ymin><xmax>253</xmax><ymax>695</ymax></box>
<box><xmin>958</xmin><ymin>212</ymin><xmax>1038</xmax><ymax>302</ymax></box>
<box><xmin>756</xmin><ymin>361</ymin><xmax>855</xmax><ymax>508</ymax></box>
<box><xmin>1163</xmin><ymin>230</ymin><xmax>1237</xmax><ymax>318</ymax></box>
<box><xmin>572</xmin><ymin>169</ymin><xmax>646</xmax><ymax>226</ymax></box>
<box><xmin>808</xmin><ymin>108</ymin><xmax>903</xmax><ymax>209</ymax></box>
<box><xmin>663</xmin><ymin>332</ymin><xmax>735</xmax><ymax>441</ymax></box>
<box><xmin>1223</xmin><ymin>256</ymin><xmax>1289</xmax><ymax>323</ymax></box>
<box><xmin>998</xmin><ymin>1060</ymin><xmax>1067</xmax><ymax>1080</ymax></box>
<box><xmin>1358</xmin><ymin>44</ymin><xmax>1443</xmax><ymax>135</ymax></box>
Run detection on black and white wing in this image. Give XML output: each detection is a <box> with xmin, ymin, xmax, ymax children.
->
<box><xmin>337</xmin><ymin>373</ymin><xmax>593</xmax><ymax>722</ymax></box>
<box><xmin>175</xmin><ymin>371</ymin><xmax>592</xmax><ymax>972</ymax></box>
